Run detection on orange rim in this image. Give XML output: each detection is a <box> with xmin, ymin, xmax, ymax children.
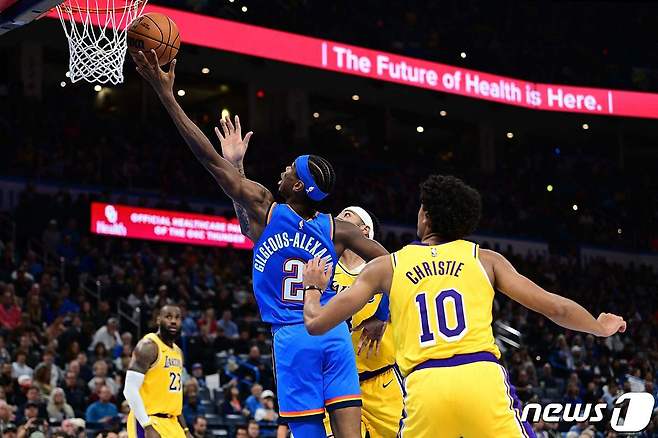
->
<box><xmin>56</xmin><ymin>0</ymin><xmax>144</xmax><ymax>14</ymax></box>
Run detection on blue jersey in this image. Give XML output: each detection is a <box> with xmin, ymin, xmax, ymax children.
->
<box><xmin>253</xmin><ymin>203</ymin><xmax>337</xmax><ymax>325</ymax></box>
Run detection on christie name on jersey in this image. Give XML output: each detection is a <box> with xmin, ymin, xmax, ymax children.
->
<box><xmin>405</xmin><ymin>259</ymin><xmax>464</xmax><ymax>284</ymax></box>
<box><xmin>254</xmin><ymin>231</ymin><xmax>334</xmax><ymax>273</ymax></box>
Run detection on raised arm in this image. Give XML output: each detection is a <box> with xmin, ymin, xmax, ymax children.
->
<box><xmin>334</xmin><ymin>220</ymin><xmax>388</xmax><ymax>261</ymax></box>
<box><xmin>134</xmin><ymin>51</ymin><xmax>273</xmax><ymax>235</ymax></box>
<box><xmin>479</xmin><ymin>249</ymin><xmax>626</xmax><ymax>337</ymax></box>
<box><xmin>302</xmin><ymin>256</ymin><xmax>393</xmax><ymax>335</ymax></box>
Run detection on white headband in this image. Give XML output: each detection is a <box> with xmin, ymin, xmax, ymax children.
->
<box><xmin>345</xmin><ymin>206</ymin><xmax>374</xmax><ymax>239</ymax></box>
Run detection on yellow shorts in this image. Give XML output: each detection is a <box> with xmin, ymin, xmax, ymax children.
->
<box><xmin>399</xmin><ymin>355</ymin><xmax>534</xmax><ymax>438</ymax></box>
<box><xmin>127</xmin><ymin>412</ymin><xmax>185</xmax><ymax>438</ymax></box>
<box><xmin>324</xmin><ymin>366</ymin><xmax>404</xmax><ymax>438</ymax></box>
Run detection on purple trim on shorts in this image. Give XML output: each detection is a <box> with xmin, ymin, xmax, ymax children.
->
<box><xmin>502</xmin><ymin>367</ymin><xmax>536</xmax><ymax>438</ymax></box>
<box><xmin>412</xmin><ymin>351</ymin><xmax>499</xmax><ymax>372</ymax></box>
<box><xmin>136</xmin><ymin>419</ymin><xmax>145</xmax><ymax>438</ymax></box>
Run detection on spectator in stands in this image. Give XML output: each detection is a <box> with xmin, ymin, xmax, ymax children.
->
<box><xmin>182</xmin><ymin>391</ymin><xmax>205</xmax><ymax>428</ymax></box>
<box><xmin>62</xmin><ymin>371</ymin><xmax>87</xmax><ymax>417</ymax></box>
<box><xmin>16</xmin><ymin>334</ymin><xmax>40</xmax><ymax>369</ymax></box>
<box><xmin>88</xmin><ymin>361</ymin><xmax>118</xmax><ymax>396</ymax></box>
<box><xmin>190</xmin><ymin>363</ymin><xmax>206</xmax><ymax>390</ymax></box>
<box><xmin>18</xmin><ymin>402</ymin><xmax>39</xmax><ymax>427</ymax></box>
<box><xmin>247</xmin><ymin>420</ymin><xmax>260</xmax><ymax>438</ymax></box>
<box><xmin>244</xmin><ymin>384</ymin><xmax>263</xmax><ymax>418</ymax></box>
<box><xmin>197</xmin><ymin>309</ymin><xmax>218</xmax><ymax>340</ymax></box>
<box><xmin>221</xmin><ymin>386</ymin><xmax>246</xmax><ymax>417</ymax></box>
<box><xmin>16</xmin><ymin>386</ymin><xmax>45</xmax><ymax>421</ymax></box>
<box><xmin>118</xmin><ymin>400</ymin><xmax>130</xmax><ymax>426</ymax></box>
<box><xmin>90</xmin><ymin>318</ymin><xmax>121</xmax><ymax>352</ymax></box>
<box><xmin>191</xmin><ymin>416</ymin><xmax>211</xmax><ymax>438</ymax></box>
<box><xmin>114</xmin><ymin>350</ymin><xmax>131</xmax><ymax>373</ymax></box>
<box><xmin>245</xmin><ymin>346</ymin><xmax>272</xmax><ymax>390</ymax></box>
<box><xmin>11</xmin><ymin>353</ymin><xmax>32</xmax><ymax>380</ymax></box>
<box><xmin>180</xmin><ymin>305</ymin><xmax>198</xmax><ymax>356</ymax></box>
<box><xmin>85</xmin><ymin>385</ymin><xmax>118</xmax><ymax>425</ymax></box>
<box><xmin>34</xmin><ymin>350</ymin><xmax>62</xmax><ymax>388</ymax></box>
<box><xmin>602</xmin><ymin>381</ymin><xmax>621</xmax><ymax>409</ymax></box>
<box><xmin>46</xmin><ymin>388</ymin><xmax>74</xmax><ymax>422</ymax></box>
<box><xmin>235</xmin><ymin>426</ymin><xmax>248</xmax><ymax>438</ymax></box>
<box><xmin>212</xmin><ymin>327</ymin><xmax>232</xmax><ymax>353</ymax></box>
<box><xmin>47</xmin><ymin>284</ymin><xmax>80</xmax><ymax>322</ymax></box>
<box><xmin>92</xmin><ymin>343</ymin><xmax>110</xmax><ymax>364</ymax></box>
<box><xmin>0</xmin><ymin>286</ymin><xmax>21</xmax><ymax>331</ymax></box>
<box><xmin>24</xmin><ymin>289</ymin><xmax>43</xmax><ymax>328</ymax></box>
<box><xmin>0</xmin><ymin>400</ymin><xmax>14</xmax><ymax>430</ymax></box>
<box><xmin>32</xmin><ymin>364</ymin><xmax>52</xmax><ymax>398</ymax></box>
<box><xmin>0</xmin><ymin>337</ymin><xmax>10</xmax><ymax>365</ymax></box>
<box><xmin>75</xmin><ymin>354</ymin><xmax>93</xmax><ymax>382</ymax></box>
<box><xmin>10</xmin><ymin>265</ymin><xmax>33</xmax><ymax>297</ymax></box>
<box><xmin>254</xmin><ymin>390</ymin><xmax>278</xmax><ymax>423</ymax></box>
<box><xmin>218</xmin><ymin>310</ymin><xmax>239</xmax><ymax>340</ymax></box>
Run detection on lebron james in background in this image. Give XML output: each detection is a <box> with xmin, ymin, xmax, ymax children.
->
<box><xmin>124</xmin><ymin>304</ymin><xmax>192</xmax><ymax>438</ymax></box>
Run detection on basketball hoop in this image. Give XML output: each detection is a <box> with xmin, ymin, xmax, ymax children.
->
<box><xmin>56</xmin><ymin>0</ymin><xmax>148</xmax><ymax>84</ymax></box>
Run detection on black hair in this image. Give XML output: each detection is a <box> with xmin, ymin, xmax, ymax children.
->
<box><xmin>419</xmin><ymin>175</ymin><xmax>481</xmax><ymax>240</ymax></box>
<box><xmin>362</xmin><ymin>208</ymin><xmax>381</xmax><ymax>241</ymax></box>
<box><xmin>307</xmin><ymin>155</ymin><xmax>336</xmax><ymax>195</ymax></box>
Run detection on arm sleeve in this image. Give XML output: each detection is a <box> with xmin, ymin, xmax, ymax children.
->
<box><xmin>123</xmin><ymin>370</ymin><xmax>150</xmax><ymax>426</ymax></box>
<box><xmin>373</xmin><ymin>293</ymin><xmax>390</xmax><ymax>321</ymax></box>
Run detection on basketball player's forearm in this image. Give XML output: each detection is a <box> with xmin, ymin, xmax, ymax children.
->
<box><xmin>304</xmin><ymin>286</ymin><xmax>374</xmax><ymax>335</ymax></box>
<box><xmin>231</xmin><ymin>162</ymin><xmax>251</xmax><ymax>235</ymax></box>
<box><xmin>303</xmin><ymin>291</ymin><xmax>333</xmax><ymax>334</ymax></box>
<box><xmin>544</xmin><ymin>295</ymin><xmax>609</xmax><ymax>336</ymax></box>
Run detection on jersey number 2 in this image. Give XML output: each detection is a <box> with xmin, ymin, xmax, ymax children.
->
<box><xmin>169</xmin><ymin>372</ymin><xmax>181</xmax><ymax>392</ymax></box>
<box><xmin>415</xmin><ymin>289</ymin><xmax>467</xmax><ymax>345</ymax></box>
<box><xmin>282</xmin><ymin>259</ymin><xmax>305</xmax><ymax>302</ymax></box>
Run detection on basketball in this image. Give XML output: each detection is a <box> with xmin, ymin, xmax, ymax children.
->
<box><xmin>127</xmin><ymin>12</ymin><xmax>180</xmax><ymax>66</ymax></box>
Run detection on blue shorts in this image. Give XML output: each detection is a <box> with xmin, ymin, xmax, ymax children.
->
<box><xmin>273</xmin><ymin>322</ymin><xmax>361</xmax><ymax>422</ymax></box>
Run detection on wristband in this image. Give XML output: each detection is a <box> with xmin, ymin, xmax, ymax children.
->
<box><xmin>183</xmin><ymin>427</ymin><xmax>190</xmax><ymax>433</ymax></box>
<box><xmin>303</xmin><ymin>285</ymin><xmax>323</xmax><ymax>293</ymax></box>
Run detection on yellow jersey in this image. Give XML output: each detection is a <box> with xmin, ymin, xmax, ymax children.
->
<box><xmin>139</xmin><ymin>333</ymin><xmax>184</xmax><ymax>416</ymax></box>
<box><xmin>389</xmin><ymin>240</ymin><xmax>500</xmax><ymax>377</ymax></box>
<box><xmin>332</xmin><ymin>261</ymin><xmax>396</xmax><ymax>375</ymax></box>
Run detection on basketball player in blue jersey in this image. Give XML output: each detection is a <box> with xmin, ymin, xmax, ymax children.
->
<box><xmin>135</xmin><ymin>52</ymin><xmax>389</xmax><ymax>438</ymax></box>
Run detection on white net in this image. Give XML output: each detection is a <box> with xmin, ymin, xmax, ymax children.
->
<box><xmin>56</xmin><ymin>0</ymin><xmax>148</xmax><ymax>84</ymax></box>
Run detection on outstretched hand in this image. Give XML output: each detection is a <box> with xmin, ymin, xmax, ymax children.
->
<box><xmin>596</xmin><ymin>313</ymin><xmax>626</xmax><ymax>337</ymax></box>
<box><xmin>215</xmin><ymin>115</ymin><xmax>253</xmax><ymax>166</ymax></box>
<box><xmin>354</xmin><ymin>316</ymin><xmax>386</xmax><ymax>358</ymax></box>
<box><xmin>134</xmin><ymin>49</ymin><xmax>176</xmax><ymax>97</ymax></box>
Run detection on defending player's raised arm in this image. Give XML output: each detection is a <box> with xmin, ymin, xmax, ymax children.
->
<box><xmin>480</xmin><ymin>249</ymin><xmax>626</xmax><ymax>337</ymax></box>
<box><xmin>134</xmin><ymin>51</ymin><xmax>273</xmax><ymax>231</ymax></box>
<box><xmin>302</xmin><ymin>256</ymin><xmax>392</xmax><ymax>335</ymax></box>
<box><xmin>334</xmin><ymin>219</ymin><xmax>389</xmax><ymax>261</ymax></box>
<box><xmin>124</xmin><ymin>338</ymin><xmax>159</xmax><ymax>434</ymax></box>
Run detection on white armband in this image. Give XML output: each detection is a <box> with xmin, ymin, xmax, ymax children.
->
<box><xmin>123</xmin><ymin>370</ymin><xmax>151</xmax><ymax>427</ymax></box>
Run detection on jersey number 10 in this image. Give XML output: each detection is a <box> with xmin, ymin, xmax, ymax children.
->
<box><xmin>415</xmin><ymin>289</ymin><xmax>467</xmax><ymax>346</ymax></box>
